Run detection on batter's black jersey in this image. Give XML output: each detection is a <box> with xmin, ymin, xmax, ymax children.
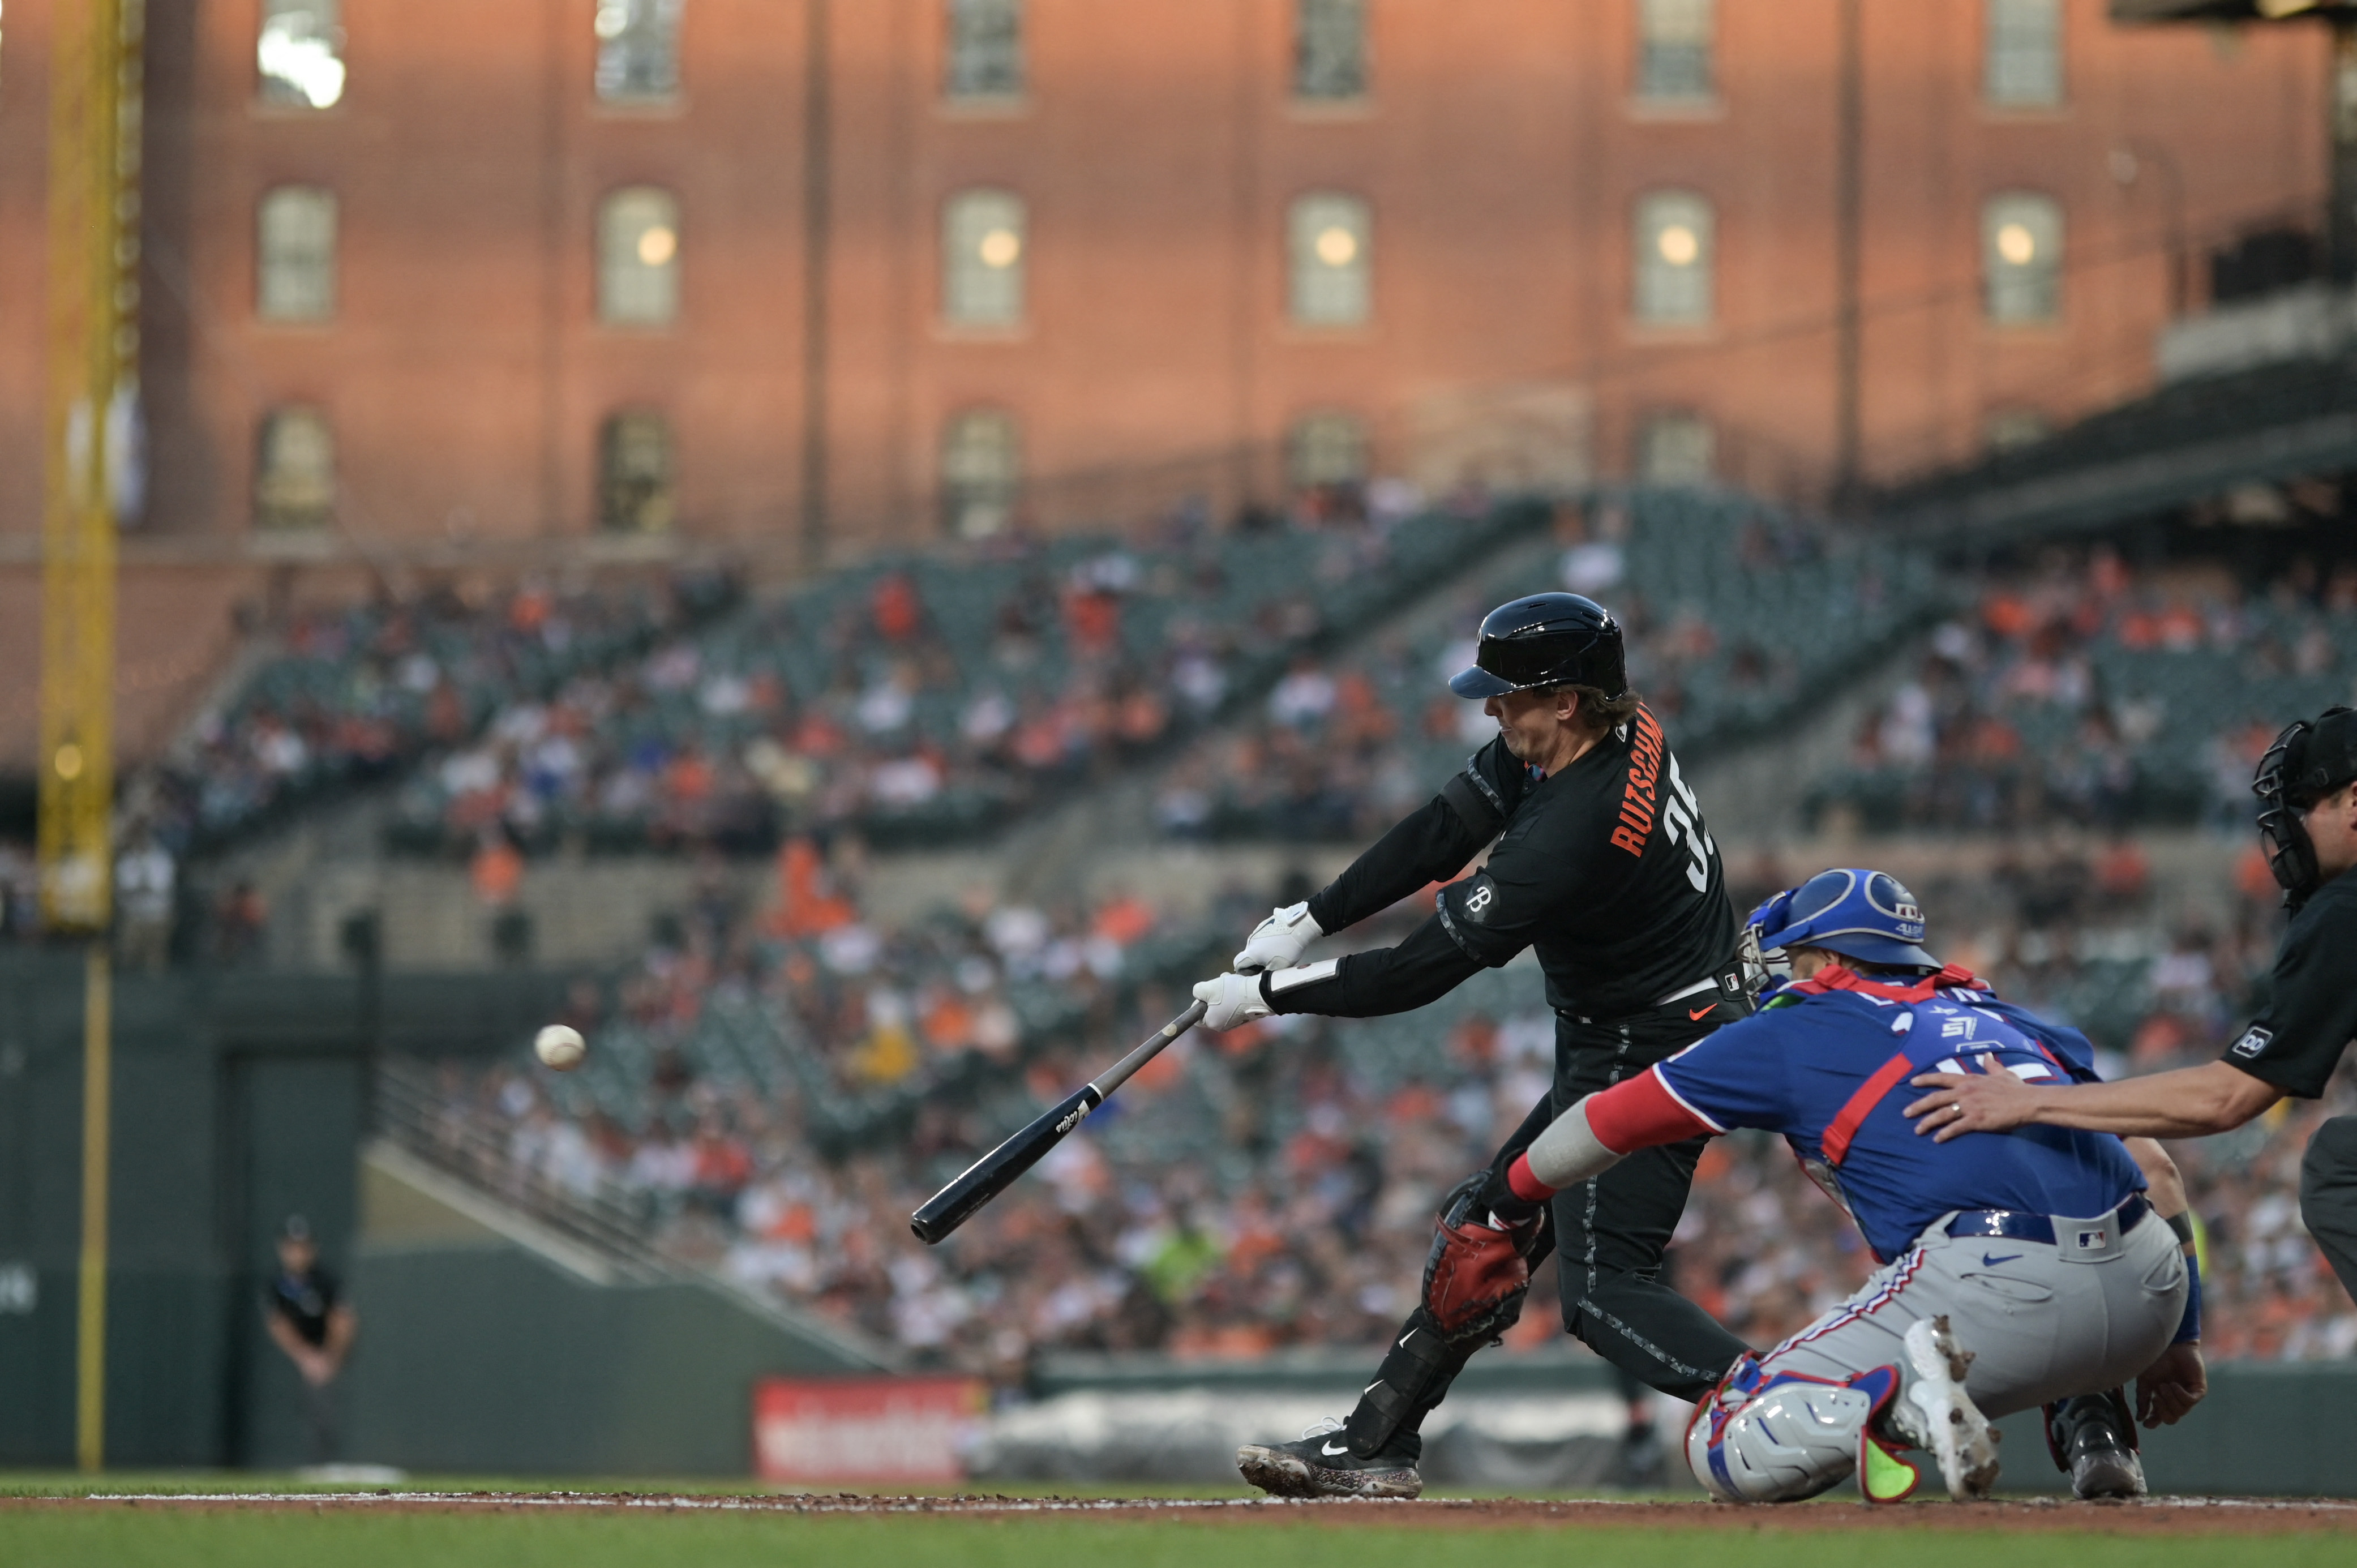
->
<box><xmin>1272</xmin><ymin>703</ymin><xmax>1736</xmax><ymax>1023</ymax></box>
<box><xmin>2221</xmin><ymin>871</ymin><xmax>2357</xmax><ymax>1100</ymax></box>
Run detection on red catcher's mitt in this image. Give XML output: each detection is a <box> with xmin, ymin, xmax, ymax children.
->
<box><xmin>1421</xmin><ymin>1174</ymin><xmax>1540</xmax><ymax>1341</ymax></box>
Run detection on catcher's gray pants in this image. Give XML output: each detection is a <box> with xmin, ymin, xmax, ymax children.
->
<box><xmin>1749</xmin><ymin>1204</ymin><xmax>2186</xmax><ymax>1420</ymax></box>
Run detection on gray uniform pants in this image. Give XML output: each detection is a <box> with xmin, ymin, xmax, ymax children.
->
<box><xmin>2300</xmin><ymin>1117</ymin><xmax>2357</xmax><ymax>1303</ymax></box>
<box><xmin>1752</xmin><ymin>1205</ymin><xmax>2185</xmax><ymax>1420</ymax></box>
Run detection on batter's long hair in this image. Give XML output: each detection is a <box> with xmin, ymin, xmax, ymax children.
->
<box><xmin>1564</xmin><ymin>684</ymin><xmax>1642</xmax><ymax>734</ymax></box>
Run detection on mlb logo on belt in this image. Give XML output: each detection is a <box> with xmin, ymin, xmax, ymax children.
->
<box><xmin>2075</xmin><ymin>1229</ymin><xmax>2104</xmax><ymax>1251</ymax></box>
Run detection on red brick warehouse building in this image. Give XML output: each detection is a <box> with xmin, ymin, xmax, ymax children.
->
<box><xmin>0</xmin><ymin>0</ymin><xmax>2332</xmax><ymax>573</ymax></box>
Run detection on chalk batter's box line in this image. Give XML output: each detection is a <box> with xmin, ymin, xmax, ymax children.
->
<box><xmin>61</xmin><ymin>1493</ymin><xmax>2357</xmax><ymax>1516</ymax></box>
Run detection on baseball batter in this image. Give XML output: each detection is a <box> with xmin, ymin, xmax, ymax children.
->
<box><xmin>1502</xmin><ymin>868</ymin><xmax>2202</xmax><ymax>1501</ymax></box>
<box><xmin>1193</xmin><ymin>593</ymin><xmax>1757</xmax><ymax>1498</ymax></box>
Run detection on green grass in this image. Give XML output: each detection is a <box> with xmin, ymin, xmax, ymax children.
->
<box><xmin>0</xmin><ymin>1510</ymin><xmax>2342</xmax><ymax>1568</ymax></box>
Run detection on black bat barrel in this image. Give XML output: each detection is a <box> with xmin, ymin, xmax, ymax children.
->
<box><xmin>910</xmin><ymin>1084</ymin><xmax>1102</xmax><ymax>1244</ymax></box>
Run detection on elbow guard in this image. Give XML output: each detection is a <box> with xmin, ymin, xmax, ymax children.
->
<box><xmin>1523</xmin><ymin>1098</ymin><xmax>1625</xmax><ymax>1192</ymax></box>
<box><xmin>1440</xmin><ymin>768</ymin><xmax>1507</xmax><ymax>841</ymax></box>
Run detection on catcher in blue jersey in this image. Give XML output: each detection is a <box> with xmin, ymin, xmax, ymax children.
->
<box><xmin>1486</xmin><ymin>868</ymin><xmax>2206</xmax><ymax>1503</ymax></box>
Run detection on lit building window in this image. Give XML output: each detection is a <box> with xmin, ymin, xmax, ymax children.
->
<box><xmin>941</xmin><ymin>409</ymin><xmax>1021</xmax><ymax>537</ymax></box>
<box><xmin>1983</xmin><ymin>191</ymin><xmax>2062</xmax><ymax>323</ymax></box>
<box><xmin>599</xmin><ymin>187</ymin><xmax>681</xmax><ymax>326</ymax></box>
<box><xmin>255</xmin><ymin>408</ymin><xmax>335</xmax><ymax>530</ymax></box>
<box><xmin>1637</xmin><ymin>412</ymin><xmax>1715</xmax><ymax>486</ymax></box>
<box><xmin>1295</xmin><ymin>0</ymin><xmax>1366</xmax><ymax>102</ymax></box>
<box><xmin>1634</xmin><ymin>190</ymin><xmax>1712</xmax><ymax>325</ymax></box>
<box><xmin>596</xmin><ymin>0</ymin><xmax>683</xmax><ymax>103</ymax></box>
<box><xmin>945</xmin><ymin>0</ymin><xmax>1023</xmax><ymax>100</ymax></box>
<box><xmin>1636</xmin><ymin>0</ymin><xmax>1713</xmax><ymax>102</ymax></box>
<box><xmin>1985</xmin><ymin>0</ymin><xmax>2061</xmax><ymax>108</ymax></box>
<box><xmin>600</xmin><ymin>411</ymin><xmax>675</xmax><ymax>532</ymax></box>
<box><xmin>257</xmin><ymin>186</ymin><xmax>337</xmax><ymax>322</ymax></box>
<box><xmin>1289</xmin><ymin>192</ymin><xmax>1371</xmax><ymax>327</ymax></box>
<box><xmin>943</xmin><ymin>189</ymin><xmax>1026</xmax><ymax>326</ymax></box>
<box><xmin>1287</xmin><ymin>412</ymin><xmax>1369</xmax><ymax>489</ymax></box>
<box><xmin>258</xmin><ymin>0</ymin><xmax>345</xmax><ymax>109</ymax></box>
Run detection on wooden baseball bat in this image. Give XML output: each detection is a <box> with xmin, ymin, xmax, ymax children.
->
<box><xmin>909</xmin><ymin>1000</ymin><xmax>1208</xmax><ymax>1245</ymax></box>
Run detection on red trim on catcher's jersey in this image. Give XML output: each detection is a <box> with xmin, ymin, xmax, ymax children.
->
<box><xmin>1506</xmin><ymin>1153</ymin><xmax>1553</xmax><ymax>1202</ymax></box>
<box><xmin>1588</xmin><ymin>1066</ymin><xmax>1716</xmax><ymax>1153</ymax></box>
<box><xmin>1785</xmin><ymin>963</ymin><xmax>1983</xmax><ymax>1005</ymax></box>
<box><xmin>1820</xmin><ymin>1051</ymin><xmax>1915</xmax><ymax>1167</ymax></box>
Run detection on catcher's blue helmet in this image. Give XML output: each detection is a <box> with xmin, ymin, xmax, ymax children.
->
<box><xmin>1746</xmin><ymin>868</ymin><xmax>1939</xmax><ymax>971</ymax></box>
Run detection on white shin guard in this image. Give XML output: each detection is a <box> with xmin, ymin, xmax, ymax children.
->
<box><xmin>1687</xmin><ymin>1378</ymin><xmax>1879</xmax><ymax>1503</ymax></box>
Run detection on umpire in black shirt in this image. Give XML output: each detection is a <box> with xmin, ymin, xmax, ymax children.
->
<box><xmin>264</xmin><ymin>1214</ymin><xmax>358</xmax><ymax>1464</ymax></box>
<box><xmin>1912</xmin><ymin>706</ymin><xmax>2357</xmax><ymax>1313</ymax></box>
<box><xmin>1192</xmin><ymin>593</ymin><xmax>1754</xmax><ymax>1499</ymax></box>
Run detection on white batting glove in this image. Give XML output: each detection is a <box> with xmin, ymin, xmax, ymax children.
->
<box><xmin>1234</xmin><ymin>901</ymin><xmax>1323</xmax><ymax>974</ymax></box>
<box><xmin>1192</xmin><ymin>972</ymin><xmax>1272</xmax><ymax>1032</ymax></box>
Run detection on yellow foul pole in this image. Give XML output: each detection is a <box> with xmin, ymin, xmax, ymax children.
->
<box><xmin>41</xmin><ymin>0</ymin><xmax>143</xmax><ymax>1474</ymax></box>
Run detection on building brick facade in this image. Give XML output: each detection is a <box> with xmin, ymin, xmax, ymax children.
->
<box><xmin>0</xmin><ymin>0</ymin><xmax>2331</xmax><ymax>576</ymax></box>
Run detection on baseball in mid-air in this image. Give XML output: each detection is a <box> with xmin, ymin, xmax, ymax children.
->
<box><xmin>534</xmin><ymin>1024</ymin><xmax>586</xmax><ymax>1072</ymax></box>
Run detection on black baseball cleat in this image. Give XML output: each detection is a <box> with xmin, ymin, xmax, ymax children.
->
<box><xmin>1237</xmin><ymin>1418</ymin><xmax>1424</xmax><ymax>1500</ymax></box>
<box><xmin>2050</xmin><ymin>1395</ymin><xmax>2147</xmax><ymax>1501</ymax></box>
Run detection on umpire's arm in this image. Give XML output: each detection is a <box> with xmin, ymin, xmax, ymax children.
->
<box><xmin>1904</xmin><ymin>1060</ymin><xmax>2282</xmax><ymax>1142</ymax></box>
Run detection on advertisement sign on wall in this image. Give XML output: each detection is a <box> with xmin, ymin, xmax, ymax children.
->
<box><xmin>752</xmin><ymin>1375</ymin><xmax>988</xmax><ymax>1484</ymax></box>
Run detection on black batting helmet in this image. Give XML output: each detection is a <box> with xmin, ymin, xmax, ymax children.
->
<box><xmin>1447</xmin><ymin>593</ymin><xmax>1629</xmax><ymax>701</ymax></box>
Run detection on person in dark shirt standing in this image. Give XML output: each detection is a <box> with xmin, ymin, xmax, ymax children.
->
<box><xmin>264</xmin><ymin>1214</ymin><xmax>358</xmax><ymax>1465</ymax></box>
<box><xmin>1192</xmin><ymin>593</ymin><xmax>1753</xmax><ymax>1499</ymax></box>
<box><xmin>1911</xmin><ymin>705</ymin><xmax>2357</xmax><ymax>1306</ymax></box>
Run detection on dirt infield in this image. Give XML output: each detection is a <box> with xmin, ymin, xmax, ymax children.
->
<box><xmin>12</xmin><ymin>1492</ymin><xmax>2354</xmax><ymax>1533</ymax></box>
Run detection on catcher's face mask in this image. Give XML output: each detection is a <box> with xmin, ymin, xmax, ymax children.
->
<box><xmin>2253</xmin><ymin>706</ymin><xmax>2357</xmax><ymax>910</ymax></box>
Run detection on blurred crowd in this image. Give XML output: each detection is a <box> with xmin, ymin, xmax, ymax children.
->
<box><xmin>143</xmin><ymin>572</ymin><xmax>729</xmax><ymax>856</ymax></box>
<box><xmin>383</xmin><ymin>504</ymin><xmax>1524</xmax><ymax>858</ymax></box>
<box><xmin>387</xmin><ymin>551</ymin><xmax>1259</xmax><ymax>856</ymax></box>
<box><xmin>415</xmin><ymin>845</ymin><xmax>2355</xmax><ymax>1387</ymax></box>
<box><xmin>1815</xmin><ymin>546</ymin><xmax>2357</xmax><ymax>834</ymax></box>
<box><xmin>426</xmin><ymin>913</ymin><xmax>1559</xmax><ymax>1374</ymax></box>
<box><xmin>1162</xmin><ymin>494</ymin><xmax>1934</xmax><ymax>842</ymax></box>
<box><xmin>11</xmin><ymin>496</ymin><xmax>2354</xmax><ymax>1376</ymax></box>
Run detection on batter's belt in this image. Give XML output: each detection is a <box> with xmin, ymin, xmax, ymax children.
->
<box><xmin>1555</xmin><ymin>960</ymin><xmax>1752</xmax><ymax>1029</ymax></box>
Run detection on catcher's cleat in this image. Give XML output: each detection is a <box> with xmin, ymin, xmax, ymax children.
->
<box><xmin>2049</xmin><ymin>1393</ymin><xmax>2148</xmax><ymax>1501</ymax></box>
<box><xmin>1890</xmin><ymin>1315</ymin><xmax>2002</xmax><ymax>1501</ymax></box>
<box><xmin>1237</xmin><ymin>1417</ymin><xmax>1424</xmax><ymax>1500</ymax></box>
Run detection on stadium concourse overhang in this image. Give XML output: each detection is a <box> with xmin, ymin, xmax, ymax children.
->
<box><xmin>2112</xmin><ymin>0</ymin><xmax>2357</xmax><ymax>291</ymax></box>
<box><xmin>1874</xmin><ymin>350</ymin><xmax>2357</xmax><ymax>544</ymax></box>
<box><xmin>2110</xmin><ymin>0</ymin><xmax>2351</xmax><ymax>18</ymax></box>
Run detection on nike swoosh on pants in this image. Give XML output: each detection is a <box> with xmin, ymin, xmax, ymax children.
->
<box><xmin>1688</xmin><ymin>1004</ymin><xmax>1717</xmax><ymax>1020</ymax></box>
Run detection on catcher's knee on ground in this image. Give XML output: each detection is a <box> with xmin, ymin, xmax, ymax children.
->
<box><xmin>1685</xmin><ymin>1359</ymin><xmax>1916</xmax><ymax>1503</ymax></box>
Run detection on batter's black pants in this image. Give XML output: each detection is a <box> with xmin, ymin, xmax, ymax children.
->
<box><xmin>1519</xmin><ymin>1006</ymin><xmax>1752</xmax><ymax>1403</ymax></box>
<box><xmin>1340</xmin><ymin>1000</ymin><xmax>1750</xmax><ymax>1458</ymax></box>
<box><xmin>2300</xmin><ymin>1116</ymin><xmax>2357</xmax><ymax>1302</ymax></box>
